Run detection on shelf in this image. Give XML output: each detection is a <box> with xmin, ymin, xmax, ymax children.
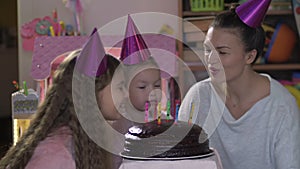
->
<box><xmin>266</xmin><ymin>10</ymin><xmax>293</xmax><ymax>15</ymax></box>
<box><xmin>183</xmin><ymin>62</ymin><xmax>205</xmax><ymax>71</ymax></box>
<box><xmin>184</xmin><ymin>63</ymin><xmax>300</xmax><ymax>71</ymax></box>
<box><xmin>253</xmin><ymin>64</ymin><xmax>300</xmax><ymax>71</ymax></box>
<box><xmin>182</xmin><ymin>1</ymin><xmax>292</xmax><ymax>18</ymax></box>
<box><xmin>183</xmin><ymin>11</ymin><xmax>221</xmax><ymax>17</ymax></box>
<box><xmin>183</xmin><ymin>9</ymin><xmax>292</xmax><ymax>17</ymax></box>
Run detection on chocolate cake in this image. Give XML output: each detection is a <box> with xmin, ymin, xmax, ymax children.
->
<box><xmin>122</xmin><ymin>119</ymin><xmax>210</xmax><ymax>158</ymax></box>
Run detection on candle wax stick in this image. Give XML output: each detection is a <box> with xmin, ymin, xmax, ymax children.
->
<box><xmin>175</xmin><ymin>102</ymin><xmax>180</xmax><ymax>123</ymax></box>
<box><xmin>157</xmin><ymin>102</ymin><xmax>161</xmax><ymax>125</ymax></box>
<box><xmin>188</xmin><ymin>102</ymin><xmax>195</xmax><ymax>125</ymax></box>
<box><xmin>170</xmin><ymin>78</ymin><xmax>175</xmax><ymax>117</ymax></box>
<box><xmin>167</xmin><ymin>100</ymin><xmax>170</xmax><ymax>120</ymax></box>
<box><xmin>145</xmin><ymin>102</ymin><xmax>149</xmax><ymax>122</ymax></box>
<box><xmin>153</xmin><ymin>101</ymin><xmax>157</xmax><ymax>120</ymax></box>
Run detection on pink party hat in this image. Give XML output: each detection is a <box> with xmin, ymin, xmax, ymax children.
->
<box><xmin>76</xmin><ymin>28</ymin><xmax>108</xmax><ymax>77</ymax></box>
<box><xmin>120</xmin><ymin>15</ymin><xmax>151</xmax><ymax>65</ymax></box>
<box><xmin>236</xmin><ymin>0</ymin><xmax>271</xmax><ymax>28</ymax></box>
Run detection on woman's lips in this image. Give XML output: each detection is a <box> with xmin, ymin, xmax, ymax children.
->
<box><xmin>208</xmin><ymin>66</ymin><xmax>219</xmax><ymax>76</ymax></box>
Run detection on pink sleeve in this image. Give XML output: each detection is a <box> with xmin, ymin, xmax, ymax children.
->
<box><xmin>25</xmin><ymin>127</ymin><xmax>75</xmax><ymax>169</ymax></box>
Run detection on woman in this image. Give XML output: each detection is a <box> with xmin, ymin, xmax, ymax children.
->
<box><xmin>179</xmin><ymin>4</ymin><xmax>300</xmax><ymax>169</ymax></box>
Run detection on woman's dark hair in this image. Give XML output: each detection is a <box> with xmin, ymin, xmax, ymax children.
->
<box><xmin>210</xmin><ymin>6</ymin><xmax>266</xmax><ymax>63</ymax></box>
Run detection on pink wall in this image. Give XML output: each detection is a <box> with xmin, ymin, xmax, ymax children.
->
<box><xmin>18</xmin><ymin>0</ymin><xmax>178</xmax><ymax>88</ymax></box>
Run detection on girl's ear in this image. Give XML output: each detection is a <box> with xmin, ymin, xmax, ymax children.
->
<box><xmin>245</xmin><ymin>49</ymin><xmax>257</xmax><ymax>64</ymax></box>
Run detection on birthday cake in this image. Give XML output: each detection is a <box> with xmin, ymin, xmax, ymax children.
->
<box><xmin>122</xmin><ymin>119</ymin><xmax>210</xmax><ymax>158</ymax></box>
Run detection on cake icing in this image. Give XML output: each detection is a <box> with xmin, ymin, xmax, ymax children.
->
<box><xmin>122</xmin><ymin>119</ymin><xmax>210</xmax><ymax>158</ymax></box>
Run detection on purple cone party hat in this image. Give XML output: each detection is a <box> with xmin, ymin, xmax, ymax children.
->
<box><xmin>236</xmin><ymin>0</ymin><xmax>272</xmax><ymax>28</ymax></box>
<box><xmin>76</xmin><ymin>28</ymin><xmax>108</xmax><ymax>77</ymax></box>
<box><xmin>120</xmin><ymin>15</ymin><xmax>151</xmax><ymax>65</ymax></box>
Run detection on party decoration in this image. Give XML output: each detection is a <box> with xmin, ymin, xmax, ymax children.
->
<box><xmin>12</xmin><ymin>80</ymin><xmax>20</xmax><ymax>90</ymax></box>
<box><xmin>11</xmin><ymin>81</ymin><xmax>39</xmax><ymax>115</ymax></box>
<box><xmin>76</xmin><ymin>28</ymin><xmax>108</xmax><ymax>77</ymax></box>
<box><xmin>293</xmin><ymin>0</ymin><xmax>300</xmax><ymax>37</ymax></box>
<box><xmin>285</xmin><ymin>85</ymin><xmax>300</xmax><ymax>108</ymax></box>
<box><xmin>59</xmin><ymin>21</ymin><xmax>66</xmax><ymax>36</ymax></box>
<box><xmin>264</xmin><ymin>23</ymin><xmax>296</xmax><ymax>63</ymax></box>
<box><xmin>236</xmin><ymin>0</ymin><xmax>272</xmax><ymax>28</ymax></box>
<box><xmin>120</xmin><ymin>15</ymin><xmax>151</xmax><ymax>65</ymax></box>
<box><xmin>12</xmin><ymin>89</ymin><xmax>39</xmax><ymax>115</ymax></box>
<box><xmin>20</xmin><ymin>16</ymin><xmax>56</xmax><ymax>51</ymax></box>
<box><xmin>35</xmin><ymin>20</ymin><xmax>52</xmax><ymax>35</ymax></box>
<box><xmin>49</xmin><ymin>26</ymin><xmax>55</xmax><ymax>37</ymax></box>
<box><xmin>63</xmin><ymin>0</ymin><xmax>83</xmax><ymax>35</ymax></box>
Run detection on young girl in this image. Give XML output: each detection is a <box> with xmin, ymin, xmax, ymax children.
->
<box><xmin>0</xmin><ymin>33</ymin><xmax>126</xmax><ymax>169</ymax></box>
<box><xmin>118</xmin><ymin>15</ymin><xmax>162</xmax><ymax>124</ymax></box>
<box><xmin>108</xmin><ymin>56</ymin><xmax>162</xmax><ymax>169</ymax></box>
<box><xmin>123</xmin><ymin>57</ymin><xmax>162</xmax><ymax>123</ymax></box>
<box><xmin>179</xmin><ymin>1</ymin><xmax>300</xmax><ymax>169</ymax></box>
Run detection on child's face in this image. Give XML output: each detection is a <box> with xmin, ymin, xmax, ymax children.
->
<box><xmin>129</xmin><ymin>68</ymin><xmax>161</xmax><ymax>111</ymax></box>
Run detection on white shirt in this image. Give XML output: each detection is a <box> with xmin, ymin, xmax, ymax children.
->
<box><xmin>179</xmin><ymin>74</ymin><xmax>300</xmax><ymax>169</ymax></box>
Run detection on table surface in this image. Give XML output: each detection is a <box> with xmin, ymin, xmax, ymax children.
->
<box><xmin>119</xmin><ymin>149</ymin><xmax>223</xmax><ymax>169</ymax></box>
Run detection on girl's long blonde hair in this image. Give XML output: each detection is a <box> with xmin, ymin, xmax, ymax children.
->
<box><xmin>0</xmin><ymin>49</ymin><xmax>120</xmax><ymax>169</ymax></box>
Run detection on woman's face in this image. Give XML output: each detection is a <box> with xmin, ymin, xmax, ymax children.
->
<box><xmin>97</xmin><ymin>70</ymin><xmax>127</xmax><ymax>121</ymax></box>
<box><xmin>204</xmin><ymin>27</ymin><xmax>250</xmax><ymax>83</ymax></box>
<box><xmin>129</xmin><ymin>68</ymin><xmax>161</xmax><ymax>111</ymax></box>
